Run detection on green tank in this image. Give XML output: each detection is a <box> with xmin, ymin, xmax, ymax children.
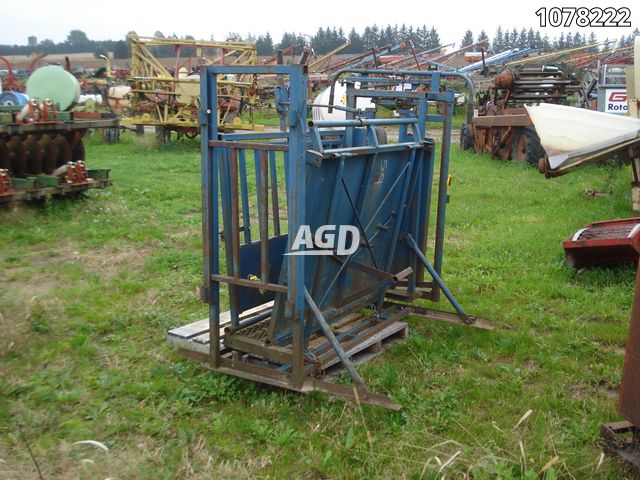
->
<box><xmin>26</xmin><ymin>65</ymin><xmax>81</xmax><ymax>112</ymax></box>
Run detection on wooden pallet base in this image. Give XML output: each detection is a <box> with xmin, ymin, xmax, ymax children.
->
<box><xmin>167</xmin><ymin>303</ymin><xmax>491</xmax><ymax>409</ymax></box>
<box><xmin>167</xmin><ymin>305</ymin><xmax>409</xmax><ymax>409</ymax></box>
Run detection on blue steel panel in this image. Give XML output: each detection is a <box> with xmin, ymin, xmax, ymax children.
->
<box><xmin>238</xmin><ymin>235</ymin><xmax>288</xmax><ymax>312</ymax></box>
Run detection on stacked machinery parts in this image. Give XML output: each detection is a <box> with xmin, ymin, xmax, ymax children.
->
<box><xmin>0</xmin><ymin>66</ymin><xmax>115</xmax><ymax>203</ymax></box>
<box><xmin>460</xmin><ymin>66</ymin><xmax>578</xmax><ymax>164</ymax></box>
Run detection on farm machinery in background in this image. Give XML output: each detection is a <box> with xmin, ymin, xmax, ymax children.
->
<box><xmin>524</xmin><ymin>40</ymin><xmax>639</xmax><ymax>271</ymax></box>
<box><xmin>122</xmin><ymin>35</ymin><xmax>260</xmax><ymax>141</ymax></box>
<box><xmin>70</xmin><ymin>55</ymin><xmax>131</xmax><ymax>121</ymax></box>
<box><xmin>577</xmin><ymin>63</ymin><xmax>631</xmax><ymax>115</ymax></box>
<box><xmin>0</xmin><ymin>65</ymin><xmax>115</xmax><ymax>203</ymax></box>
<box><xmin>460</xmin><ymin>65</ymin><xmax>579</xmax><ymax>164</ymax></box>
<box><xmin>0</xmin><ymin>53</ymin><xmax>47</xmax><ymax>92</ymax></box>
<box><xmin>457</xmin><ymin>41</ymin><xmax>639</xmax><ymax>164</ymax></box>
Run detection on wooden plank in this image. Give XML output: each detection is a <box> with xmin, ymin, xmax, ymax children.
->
<box><xmin>320</xmin><ymin>321</ymin><xmax>408</xmax><ymax>370</ymax></box>
<box><xmin>167</xmin><ymin>301</ymin><xmax>274</xmax><ymax>342</ymax></box>
<box><xmin>408</xmin><ymin>307</ymin><xmax>495</xmax><ymax>330</ymax></box>
<box><xmin>224</xmin><ymin>335</ymin><xmax>293</xmax><ymax>364</ymax></box>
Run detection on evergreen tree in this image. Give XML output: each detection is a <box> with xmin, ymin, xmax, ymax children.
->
<box><xmin>527</xmin><ymin>28</ymin><xmax>535</xmax><ymax>48</ymax></box>
<box><xmin>557</xmin><ymin>32</ymin><xmax>565</xmax><ymax>50</ymax></box>
<box><xmin>534</xmin><ymin>31</ymin><xmax>542</xmax><ymax>49</ymax></box>
<box><xmin>573</xmin><ymin>32</ymin><xmax>583</xmax><ymax>47</ymax></box>
<box><xmin>510</xmin><ymin>28</ymin><xmax>518</xmax><ymax>49</ymax></box>
<box><xmin>256</xmin><ymin>32</ymin><xmax>274</xmax><ymax>56</ymax></box>
<box><xmin>541</xmin><ymin>34</ymin><xmax>551</xmax><ymax>51</ymax></box>
<box><xmin>565</xmin><ymin>32</ymin><xmax>573</xmax><ymax>49</ymax></box>
<box><xmin>345</xmin><ymin>28</ymin><xmax>363</xmax><ymax>54</ymax></box>
<box><xmin>477</xmin><ymin>30</ymin><xmax>489</xmax><ymax>48</ymax></box>
<box><xmin>493</xmin><ymin>26</ymin><xmax>504</xmax><ymax>52</ymax></box>
<box><xmin>113</xmin><ymin>40</ymin><xmax>129</xmax><ymax>59</ymax></box>
<box><xmin>427</xmin><ymin>27</ymin><xmax>441</xmax><ymax>51</ymax></box>
<box><xmin>460</xmin><ymin>29</ymin><xmax>474</xmax><ymax>47</ymax></box>
<box><xmin>517</xmin><ymin>28</ymin><xmax>527</xmax><ymax>49</ymax></box>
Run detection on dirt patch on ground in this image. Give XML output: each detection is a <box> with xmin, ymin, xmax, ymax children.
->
<box><xmin>0</xmin><ymin>242</ymin><xmax>151</xmax><ymax>355</ymax></box>
<box><xmin>72</xmin><ymin>244</ymin><xmax>151</xmax><ymax>279</ymax></box>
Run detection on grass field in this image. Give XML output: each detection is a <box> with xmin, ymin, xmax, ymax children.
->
<box><xmin>0</xmin><ymin>131</ymin><xmax>636</xmax><ymax>479</ymax></box>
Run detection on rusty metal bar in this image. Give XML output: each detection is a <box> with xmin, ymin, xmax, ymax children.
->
<box><xmin>258</xmin><ymin>151</ymin><xmax>269</xmax><ymax>284</ymax></box>
<box><xmin>238</xmin><ymin>149</ymin><xmax>251</xmax><ymax>243</ymax></box>
<box><xmin>619</xmin><ymin>261</ymin><xmax>640</xmax><ymax>427</ymax></box>
<box><xmin>229</xmin><ymin>148</ymin><xmax>241</xmax><ymax>279</ymax></box>
<box><xmin>268</xmin><ymin>150</ymin><xmax>281</xmax><ymax>236</ymax></box>
<box><xmin>211</xmin><ymin>274</ymin><xmax>287</xmax><ymax>293</ymax></box>
<box><xmin>304</xmin><ymin>287</ymin><xmax>366</xmax><ymax>389</ymax></box>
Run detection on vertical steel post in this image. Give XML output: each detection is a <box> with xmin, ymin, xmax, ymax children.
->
<box><xmin>619</xmin><ymin>260</ymin><xmax>640</xmax><ymax>427</ymax></box>
<box><xmin>238</xmin><ymin>149</ymin><xmax>252</xmax><ymax>243</ymax></box>
<box><xmin>432</xmin><ymin>91</ymin><xmax>454</xmax><ymax>300</ymax></box>
<box><xmin>286</xmin><ymin>65</ymin><xmax>308</xmax><ymax>388</ymax></box>
<box><xmin>201</xmin><ymin>67</ymin><xmax>221</xmax><ymax>367</ymax></box>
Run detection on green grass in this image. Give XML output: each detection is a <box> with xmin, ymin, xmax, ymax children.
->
<box><xmin>0</xmin><ymin>132</ymin><xmax>636</xmax><ymax>479</ymax></box>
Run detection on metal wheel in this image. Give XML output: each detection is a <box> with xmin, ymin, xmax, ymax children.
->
<box><xmin>53</xmin><ymin>135</ymin><xmax>72</xmax><ymax>167</ymax></box>
<box><xmin>0</xmin><ymin>140</ymin><xmax>9</xmax><ymax>170</ymax></box>
<box><xmin>8</xmin><ymin>136</ymin><xmax>27</xmax><ymax>177</ymax></box>
<box><xmin>24</xmin><ymin>135</ymin><xmax>43</xmax><ymax>175</ymax></box>
<box><xmin>512</xmin><ymin>128</ymin><xmax>544</xmax><ymax>165</ymax></box>
<box><xmin>460</xmin><ymin>123</ymin><xmax>474</xmax><ymax>150</ymax></box>
<box><xmin>40</xmin><ymin>135</ymin><xmax>58</xmax><ymax>174</ymax></box>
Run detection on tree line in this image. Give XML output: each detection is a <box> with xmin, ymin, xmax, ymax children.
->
<box><xmin>1</xmin><ymin>26</ymin><xmax>638</xmax><ymax>59</ymax></box>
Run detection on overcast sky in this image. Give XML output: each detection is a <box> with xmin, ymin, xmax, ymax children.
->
<box><xmin>2</xmin><ymin>0</ymin><xmax>637</xmax><ymax>47</ymax></box>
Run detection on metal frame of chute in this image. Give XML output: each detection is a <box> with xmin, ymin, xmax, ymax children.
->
<box><xmin>169</xmin><ymin>64</ymin><xmax>494</xmax><ymax>410</ymax></box>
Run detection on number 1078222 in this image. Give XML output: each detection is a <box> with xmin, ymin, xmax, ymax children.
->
<box><xmin>535</xmin><ymin>7</ymin><xmax>631</xmax><ymax>28</ymax></box>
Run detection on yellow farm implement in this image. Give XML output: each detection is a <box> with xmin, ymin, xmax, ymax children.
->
<box><xmin>123</xmin><ymin>35</ymin><xmax>260</xmax><ymax>139</ymax></box>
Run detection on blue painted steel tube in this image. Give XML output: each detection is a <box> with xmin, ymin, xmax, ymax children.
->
<box><xmin>304</xmin><ymin>287</ymin><xmax>366</xmax><ymax>388</ymax></box>
<box><xmin>309</xmin><ymin>118</ymin><xmax>416</xmax><ymax>128</ymax></box>
<box><xmin>201</xmin><ymin>67</ymin><xmax>221</xmax><ymax>367</ymax></box>
<box><xmin>329</xmin><ymin>68</ymin><xmax>474</xmax><ymax>123</ymax></box>
<box><xmin>433</xmin><ymin>93</ymin><xmax>454</xmax><ymax>282</ymax></box>
<box><xmin>286</xmin><ymin>65</ymin><xmax>308</xmax><ymax>388</ymax></box>
<box><xmin>405</xmin><ymin>234</ymin><xmax>469</xmax><ymax>322</ymax></box>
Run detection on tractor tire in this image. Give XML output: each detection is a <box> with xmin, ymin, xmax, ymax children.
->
<box><xmin>512</xmin><ymin>128</ymin><xmax>544</xmax><ymax>165</ymax></box>
<box><xmin>460</xmin><ymin>123</ymin><xmax>474</xmax><ymax>150</ymax></box>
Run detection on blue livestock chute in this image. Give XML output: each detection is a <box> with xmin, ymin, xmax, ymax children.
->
<box><xmin>167</xmin><ymin>64</ymin><xmax>493</xmax><ymax>408</ymax></box>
